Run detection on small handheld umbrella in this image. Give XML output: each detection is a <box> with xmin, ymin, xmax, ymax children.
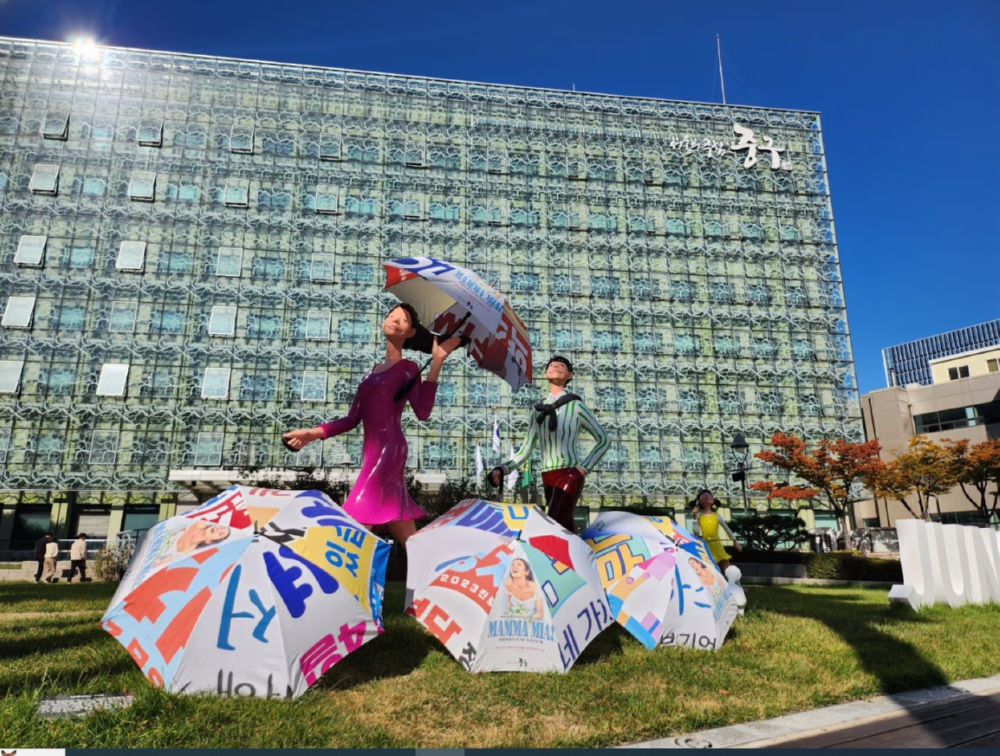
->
<box><xmin>405</xmin><ymin>498</ymin><xmax>611</xmax><ymax>673</ymax></box>
<box><xmin>101</xmin><ymin>486</ymin><xmax>389</xmax><ymax>697</ymax></box>
<box><xmin>382</xmin><ymin>256</ymin><xmax>533</xmax><ymax>399</ymax></box>
<box><xmin>582</xmin><ymin>511</ymin><xmax>740</xmax><ymax>652</ymax></box>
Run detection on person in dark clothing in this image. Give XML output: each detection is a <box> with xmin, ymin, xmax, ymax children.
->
<box><xmin>33</xmin><ymin>533</ymin><xmax>53</xmax><ymax>584</ymax></box>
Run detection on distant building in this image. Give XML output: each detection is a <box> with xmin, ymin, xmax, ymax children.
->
<box><xmin>860</xmin><ymin>345</ymin><xmax>1000</xmax><ymax>527</ymax></box>
<box><xmin>882</xmin><ymin>319</ymin><xmax>1000</xmax><ymax>388</ymax></box>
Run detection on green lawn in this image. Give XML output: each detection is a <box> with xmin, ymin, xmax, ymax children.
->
<box><xmin>0</xmin><ymin>581</ymin><xmax>997</xmax><ymax>748</ymax></box>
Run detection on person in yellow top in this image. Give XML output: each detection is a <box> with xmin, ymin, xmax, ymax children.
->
<box><xmin>690</xmin><ymin>489</ymin><xmax>742</xmax><ymax>573</ymax></box>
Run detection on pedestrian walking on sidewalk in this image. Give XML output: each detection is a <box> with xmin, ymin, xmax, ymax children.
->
<box><xmin>69</xmin><ymin>534</ymin><xmax>88</xmax><ymax>583</ymax></box>
<box><xmin>33</xmin><ymin>533</ymin><xmax>53</xmax><ymax>583</ymax></box>
<box><xmin>41</xmin><ymin>536</ymin><xmax>59</xmax><ymax>583</ymax></box>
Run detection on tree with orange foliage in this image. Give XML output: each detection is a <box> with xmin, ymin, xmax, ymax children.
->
<box><xmin>867</xmin><ymin>436</ymin><xmax>956</xmax><ymax>521</ymax></box>
<box><xmin>752</xmin><ymin>433</ymin><xmax>885</xmax><ymax>545</ymax></box>
<box><xmin>944</xmin><ymin>438</ymin><xmax>1000</xmax><ymax>526</ymax></box>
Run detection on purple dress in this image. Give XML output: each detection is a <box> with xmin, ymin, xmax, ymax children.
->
<box><xmin>319</xmin><ymin>359</ymin><xmax>436</xmax><ymax>526</ymax></box>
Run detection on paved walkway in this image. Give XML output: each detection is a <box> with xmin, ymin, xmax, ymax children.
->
<box><xmin>621</xmin><ymin>675</ymin><xmax>1000</xmax><ymax>749</ymax></box>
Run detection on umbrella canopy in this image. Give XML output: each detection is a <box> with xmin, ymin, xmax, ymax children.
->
<box><xmin>382</xmin><ymin>256</ymin><xmax>533</xmax><ymax>392</ymax></box>
<box><xmin>101</xmin><ymin>486</ymin><xmax>389</xmax><ymax>697</ymax></box>
<box><xmin>405</xmin><ymin>498</ymin><xmax>611</xmax><ymax>672</ymax></box>
<box><xmin>582</xmin><ymin>511</ymin><xmax>740</xmax><ymax>652</ymax></box>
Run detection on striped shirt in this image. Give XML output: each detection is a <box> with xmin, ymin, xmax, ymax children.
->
<box><xmin>502</xmin><ymin>390</ymin><xmax>611</xmax><ymax>475</ymax></box>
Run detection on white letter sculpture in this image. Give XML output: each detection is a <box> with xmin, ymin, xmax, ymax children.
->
<box><xmin>888</xmin><ymin>520</ymin><xmax>1000</xmax><ymax>610</ymax></box>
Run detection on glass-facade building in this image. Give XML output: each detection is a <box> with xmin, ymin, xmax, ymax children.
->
<box><xmin>0</xmin><ymin>37</ymin><xmax>862</xmax><ymax>551</ymax></box>
<box><xmin>883</xmin><ymin>319</ymin><xmax>1000</xmax><ymax>388</ymax></box>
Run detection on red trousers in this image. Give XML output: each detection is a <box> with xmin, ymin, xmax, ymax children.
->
<box><xmin>542</xmin><ymin>467</ymin><xmax>585</xmax><ymax>534</ymax></box>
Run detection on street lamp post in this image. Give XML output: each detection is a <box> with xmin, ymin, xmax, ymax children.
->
<box><xmin>730</xmin><ymin>432</ymin><xmax>751</xmax><ymax>514</ymax></box>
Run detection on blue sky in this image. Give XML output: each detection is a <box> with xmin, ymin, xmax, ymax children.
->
<box><xmin>1</xmin><ymin>0</ymin><xmax>997</xmax><ymax>394</ymax></box>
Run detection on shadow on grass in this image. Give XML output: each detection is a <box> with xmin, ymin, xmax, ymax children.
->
<box><xmin>0</xmin><ymin>620</ymin><xmax>109</xmax><ymax>661</ymax></box>
<box><xmin>757</xmin><ymin>586</ymin><xmax>949</xmax><ymax>694</ymax></box>
<box><xmin>0</xmin><ymin>583</ymin><xmax>117</xmax><ymax>612</ymax></box>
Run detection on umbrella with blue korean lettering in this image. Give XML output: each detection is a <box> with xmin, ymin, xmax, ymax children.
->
<box><xmin>582</xmin><ymin>511</ymin><xmax>740</xmax><ymax>652</ymax></box>
<box><xmin>101</xmin><ymin>485</ymin><xmax>389</xmax><ymax>698</ymax></box>
<box><xmin>405</xmin><ymin>498</ymin><xmax>611</xmax><ymax>672</ymax></box>
<box><xmin>382</xmin><ymin>256</ymin><xmax>533</xmax><ymax>392</ymax></box>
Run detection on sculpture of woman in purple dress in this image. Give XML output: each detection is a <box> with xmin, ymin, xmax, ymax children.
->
<box><xmin>283</xmin><ymin>304</ymin><xmax>459</xmax><ymax>548</ymax></box>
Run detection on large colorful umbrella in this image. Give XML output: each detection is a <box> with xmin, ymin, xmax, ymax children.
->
<box><xmin>382</xmin><ymin>256</ymin><xmax>533</xmax><ymax>392</ymax></box>
<box><xmin>405</xmin><ymin>498</ymin><xmax>611</xmax><ymax>672</ymax></box>
<box><xmin>582</xmin><ymin>511</ymin><xmax>740</xmax><ymax>652</ymax></box>
<box><xmin>101</xmin><ymin>486</ymin><xmax>389</xmax><ymax>697</ymax></box>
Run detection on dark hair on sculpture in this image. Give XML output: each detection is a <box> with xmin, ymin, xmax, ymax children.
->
<box><xmin>389</xmin><ymin>303</ymin><xmax>434</xmax><ymax>354</ymax></box>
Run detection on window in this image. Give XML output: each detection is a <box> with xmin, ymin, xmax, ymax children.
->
<box><xmin>511</xmin><ymin>272</ymin><xmax>540</xmax><ymax>292</ymax></box>
<box><xmin>301</xmin><ymin>371</ymin><xmax>327</xmax><ymax>402</ymax></box>
<box><xmin>230</xmin><ymin>125</ymin><xmax>254</xmax><ymax>153</ymax></box>
<box><xmin>719</xmin><ymin>389</ymin><xmax>741</xmax><ymax>414</ymax></box>
<box><xmin>554</xmin><ymin>329</ymin><xmax>583</xmax><ymax>350</ymax></box>
<box><xmin>319</xmin><ymin>133</ymin><xmax>342</xmax><ymax>161</ymax></box>
<box><xmin>15</xmin><ymin>235</ymin><xmax>46</xmax><ymax>266</ymax></box>
<box><xmin>246</xmin><ymin>313</ymin><xmax>282</xmax><ymax>338</ymax></box>
<box><xmin>69</xmin><ymin>245</ymin><xmax>95</xmax><ymax>269</ymax></box>
<box><xmin>596</xmin><ymin>386</ymin><xmax>626</xmax><ymax>411</ymax></box>
<box><xmin>675</xmin><ymin>334</ymin><xmax>700</xmax><ymax>355</ymax></box>
<box><xmin>759</xmin><ymin>390</ymin><xmax>784</xmax><ymax>415</ymax></box>
<box><xmin>948</xmin><ymin>365</ymin><xmax>970</xmax><ymax>381</ymax></box>
<box><xmin>250</xmin><ymin>256</ymin><xmax>285</xmax><ymax>280</ymax></box>
<box><xmin>637</xmin><ymin>388</ymin><xmax>659</xmax><ymax>411</ymax></box>
<box><xmin>96</xmin><ymin>363</ymin><xmax>129</xmax><ymax>397</ymax></box>
<box><xmin>82</xmin><ymin>177</ymin><xmax>106</xmax><ymax>196</ymax></box>
<box><xmin>194</xmin><ymin>432</ymin><xmax>224</xmax><ymax>466</ymax></box>
<box><xmin>786</xmin><ymin>287</ymin><xmax>807</xmax><ymax>306</ymax></box>
<box><xmin>792</xmin><ymin>338</ymin><xmax>813</xmax><ymax>359</ymax></box>
<box><xmin>53</xmin><ymin>305</ymin><xmax>85</xmax><ymax>331</ymax></box>
<box><xmin>710</xmin><ymin>282</ymin><xmax>732</xmax><ymax>303</ymax></box>
<box><xmin>800</xmin><ymin>393</ymin><xmax>821</xmax><ymax>416</ymax></box>
<box><xmin>159</xmin><ymin>251</ymin><xmax>192</xmax><ymax>274</ymax></box>
<box><xmin>224</xmin><ymin>177</ymin><xmax>249</xmax><ymax>207</ymax></box>
<box><xmin>36</xmin><ymin>434</ymin><xmax>63</xmax><ymax>464</ymax></box>
<box><xmin>310</xmin><ymin>253</ymin><xmax>335</xmax><ymax>281</ymax></box>
<box><xmin>704</xmin><ymin>220</ymin><xmax>724</xmax><ymax>237</ymax></box>
<box><xmin>89</xmin><ymin>430</ymin><xmax>119</xmax><ymax>465</ymax></box>
<box><xmin>670</xmin><ymin>280</ymin><xmax>696</xmax><ymax>302</ymax></box>
<box><xmin>42</xmin><ymin>112</ymin><xmax>69</xmax><ymax>140</ymax></box>
<box><xmin>2</xmin><ymin>296</ymin><xmax>36</xmax><ymax>328</ymax></box>
<box><xmin>429</xmin><ymin>201</ymin><xmax>460</xmax><ymax>221</ymax></box>
<box><xmin>109</xmin><ymin>301</ymin><xmax>138</xmax><ymax>333</ymax></box>
<box><xmin>202</xmin><ymin>368</ymin><xmax>231</xmax><ymax>399</ymax></box>
<box><xmin>588</xmin><ymin>213</ymin><xmax>618</xmax><ymax>232</ymax></box>
<box><xmin>553</xmin><ymin>274</ymin><xmax>581</xmax><ymax>295</ymax></box>
<box><xmin>679</xmin><ymin>389</ymin><xmax>704</xmax><ymax>413</ymax></box>
<box><xmin>683</xmin><ymin>446</ymin><xmax>707</xmax><ymax>472</ymax></box>
<box><xmin>116</xmin><ymin>241</ymin><xmax>146</xmax><ymax>271</ymax></box>
<box><xmin>715</xmin><ymin>335</ymin><xmax>738</xmax><ymax>357</ymax></box>
<box><xmin>591</xmin><ymin>277</ymin><xmax>620</xmax><ymax>298</ymax></box>
<box><xmin>128</xmin><ymin>171</ymin><xmax>156</xmax><ymax>201</ymax></box>
<box><xmin>209</xmin><ymin>306</ymin><xmax>237</xmax><ymax>337</ymax></box>
<box><xmin>315</xmin><ymin>184</ymin><xmax>340</xmax><ymax>214</ymax></box>
<box><xmin>389</xmin><ymin>193</ymin><xmax>425</xmax><ymax>219</ymax></box>
<box><xmin>988</xmin><ymin>359</ymin><xmax>999</xmax><ymax>373</ymax></box>
<box><xmin>148</xmin><ymin>368</ymin><xmax>175</xmax><ymax>398</ymax></box>
<box><xmin>298</xmin><ymin>311</ymin><xmax>330</xmax><ymax>340</ymax></box>
<box><xmin>30</xmin><ymin>164</ymin><xmax>60</xmax><ymax>195</ymax></box>
<box><xmin>43</xmin><ymin>367</ymin><xmax>75</xmax><ymax>395</ymax></box>
<box><xmin>753</xmin><ymin>337</ymin><xmax>775</xmax><ymax>358</ymax></box>
<box><xmin>338</xmin><ymin>318</ymin><xmax>368</xmax><ymax>343</ymax></box>
<box><xmin>748</xmin><ymin>284</ymin><xmax>771</xmax><ymax>305</ymax></box>
<box><xmin>593</xmin><ymin>331</ymin><xmax>623</xmax><ymax>351</ymax></box>
<box><xmin>665</xmin><ymin>218</ymin><xmax>690</xmax><ymax>236</ymax></box>
<box><xmin>150</xmin><ymin>309</ymin><xmax>184</xmax><ymax>335</ymax></box>
<box><xmin>345</xmin><ymin>195</ymin><xmax>378</xmax><ymax>216</ymax></box>
<box><xmin>342</xmin><ymin>262</ymin><xmax>373</xmax><ymax>284</ymax></box>
<box><xmin>239</xmin><ymin>374</ymin><xmax>276</xmax><ymax>401</ymax></box>
<box><xmin>422</xmin><ymin>442</ymin><xmax>456</xmax><ymax>468</ymax></box>
<box><xmin>0</xmin><ymin>360</ymin><xmax>24</xmax><ymax>393</ymax></box>
<box><xmin>429</xmin><ymin>148</ymin><xmax>461</xmax><ymax>170</ymax></box>
<box><xmin>635</xmin><ymin>333</ymin><xmax>657</xmax><ymax>353</ymax></box>
<box><xmin>138</xmin><ymin>119</ymin><xmax>163</xmax><ymax>147</ymax></box>
<box><xmin>216</xmin><ymin>247</ymin><xmax>243</xmax><ymax>277</ymax></box>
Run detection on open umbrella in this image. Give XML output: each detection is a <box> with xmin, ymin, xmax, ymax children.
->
<box><xmin>405</xmin><ymin>498</ymin><xmax>611</xmax><ymax>672</ymax></box>
<box><xmin>382</xmin><ymin>256</ymin><xmax>533</xmax><ymax>394</ymax></box>
<box><xmin>582</xmin><ymin>511</ymin><xmax>740</xmax><ymax>652</ymax></box>
<box><xmin>101</xmin><ymin>485</ymin><xmax>389</xmax><ymax>697</ymax></box>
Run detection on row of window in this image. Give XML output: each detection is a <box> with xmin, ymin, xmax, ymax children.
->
<box><xmin>1</xmin><ymin>296</ymin><xmax>842</xmax><ymax>358</ymax></box>
<box><xmin>0</xmin><ymin>358</ymin><xmax>845</xmax><ymax>419</ymax></box>
<box><xmin>17</xmin><ymin>164</ymin><xmax>825</xmax><ymax>239</ymax></box>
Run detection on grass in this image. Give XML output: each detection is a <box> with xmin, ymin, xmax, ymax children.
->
<box><xmin>0</xmin><ymin>581</ymin><xmax>998</xmax><ymax>748</ymax></box>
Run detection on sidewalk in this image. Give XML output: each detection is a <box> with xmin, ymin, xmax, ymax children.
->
<box><xmin>620</xmin><ymin>674</ymin><xmax>1000</xmax><ymax>749</ymax></box>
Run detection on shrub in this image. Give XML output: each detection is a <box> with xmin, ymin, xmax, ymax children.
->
<box><xmin>726</xmin><ymin>547</ymin><xmax>903</xmax><ymax>582</ymax></box>
<box><xmin>93</xmin><ymin>542</ymin><xmax>134</xmax><ymax>582</ymax></box>
<box><xmin>731</xmin><ymin>511</ymin><xmax>809</xmax><ymax>553</ymax></box>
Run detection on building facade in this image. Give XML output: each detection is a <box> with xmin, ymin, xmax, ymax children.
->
<box><xmin>0</xmin><ymin>37</ymin><xmax>861</xmax><ymax>552</ymax></box>
<box><xmin>882</xmin><ymin>319</ymin><xmax>1000</xmax><ymax>388</ymax></box>
<box><xmin>860</xmin><ymin>352</ymin><xmax>1000</xmax><ymax>527</ymax></box>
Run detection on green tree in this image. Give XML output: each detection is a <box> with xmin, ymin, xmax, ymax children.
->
<box><xmin>730</xmin><ymin>511</ymin><xmax>809</xmax><ymax>553</ymax></box>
